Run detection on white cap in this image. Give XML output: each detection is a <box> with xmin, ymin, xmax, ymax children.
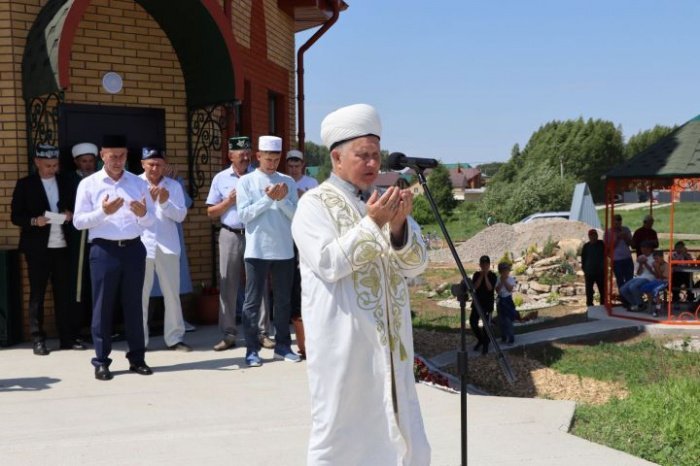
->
<box><xmin>71</xmin><ymin>142</ymin><xmax>98</xmax><ymax>158</ymax></box>
<box><xmin>258</xmin><ymin>135</ymin><xmax>282</xmax><ymax>152</ymax></box>
<box><xmin>286</xmin><ymin>149</ymin><xmax>304</xmax><ymax>161</ymax></box>
<box><xmin>321</xmin><ymin>103</ymin><xmax>381</xmax><ymax>150</ymax></box>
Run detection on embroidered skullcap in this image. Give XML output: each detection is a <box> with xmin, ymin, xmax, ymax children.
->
<box><xmin>228</xmin><ymin>136</ymin><xmax>251</xmax><ymax>151</ymax></box>
<box><xmin>35</xmin><ymin>144</ymin><xmax>59</xmax><ymax>159</ymax></box>
<box><xmin>141</xmin><ymin>146</ymin><xmax>164</xmax><ymax>160</ymax></box>
<box><xmin>286</xmin><ymin>149</ymin><xmax>304</xmax><ymax>161</ymax></box>
<box><xmin>71</xmin><ymin>142</ymin><xmax>98</xmax><ymax>159</ymax></box>
<box><xmin>102</xmin><ymin>134</ymin><xmax>126</xmax><ymax>148</ymax></box>
<box><xmin>259</xmin><ymin>135</ymin><xmax>282</xmax><ymax>152</ymax></box>
<box><xmin>321</xmin><ymin>103</ymin><xmax>381</xmax><ymax>150</ymax></box>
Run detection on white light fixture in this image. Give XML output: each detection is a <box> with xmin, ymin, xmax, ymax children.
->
<box><xmin>102</xmin><ymin>72</ymin><xmax>123</xmax><ymax>94</ymax></box>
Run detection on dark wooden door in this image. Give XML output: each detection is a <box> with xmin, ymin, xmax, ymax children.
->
<box><xmin>58</xmin><ymin>104</ymin><xmax>166</xmax><ymax>175</ymax></box>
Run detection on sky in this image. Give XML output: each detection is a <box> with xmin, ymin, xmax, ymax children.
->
<box><xmin>297</xmin><ymin>0</ymin><xmax>700</xmax><ymax>165</ymax></box>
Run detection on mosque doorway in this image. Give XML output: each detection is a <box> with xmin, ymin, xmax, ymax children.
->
<box><xmin>58</xmin><ymin>104</ymin><xmax>166</xmax><ymax>175</ymax></box>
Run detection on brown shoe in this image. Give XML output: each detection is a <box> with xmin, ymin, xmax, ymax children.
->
<box><xmin>259</xmin><ymin>335</ymin><xmax>275</xmax><ymax>349</ymax></box>
<box><xmin>213</xmin><ymin>339</ymin><xmax>236</xmax><ymax>351</ymax></box>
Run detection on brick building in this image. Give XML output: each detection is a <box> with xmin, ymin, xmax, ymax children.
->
<box><xmin>0</xmin><ymin>0</ymin><xmax>344</xmax><ymax>342</ymax></box>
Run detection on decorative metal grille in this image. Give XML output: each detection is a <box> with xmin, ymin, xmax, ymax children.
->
<box><xmin>25</xmin><ymin>91</ymin><xmax>63</xmax><ymax>163</ymax></box>
<box><xmin>187</xmin><ymin>104</ymin><xmax>228</xmax><ymax>199</ymax></box>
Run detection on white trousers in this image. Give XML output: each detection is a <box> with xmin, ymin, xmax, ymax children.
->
<box><xmin>142</xmin><ymin>250</ymin><xmax>185</xmax><ymax>347</ymax></box>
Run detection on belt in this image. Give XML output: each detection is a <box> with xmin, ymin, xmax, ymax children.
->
<box><xmin>93</xmin><ymin>237</ymin><xmax>141</xmax><ymax>248</ymax></box>
<box><xmin>221</xmin><ymin>225</ymin><xmax>245</xmax><ymax>235</ymax></box>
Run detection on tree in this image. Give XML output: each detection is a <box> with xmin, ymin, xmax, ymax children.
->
<box><xmin>625</xmin><ymin>125</ymin><xmax>676</xmax><ymax>159</ymax></box>
<box><xmin>476</xmin><ymin>162</ymin><xmax>504</xmax><ymax>178</ymax></box>
<box><xmin>426</xmin><ymin>164</ymin><xmax>457</xmax><ymax>218</ymax></box>
<box><xmin>304</xmin><ymin>140</ymin><xmax>331</xmax><ymax>182</ymax></box>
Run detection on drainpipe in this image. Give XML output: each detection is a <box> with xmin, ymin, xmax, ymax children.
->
<box><xmin>296</xmin><ymin>0</ymin><xmax>340</xmax><ymax>150</ymax></box>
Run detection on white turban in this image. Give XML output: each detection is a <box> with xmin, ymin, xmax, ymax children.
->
<box><xmin>71</xmin><ymin>142</ymin><xmax>98</xmax><ymax>158</ymax></box>
<box><xmin>320</xmin><ymin>103</ymin><xmax>381</xmax><ymax>150</ymax></box>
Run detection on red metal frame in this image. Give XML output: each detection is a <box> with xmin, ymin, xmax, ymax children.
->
<box><xmin>604</xmin><ymin>177</ymin><xmax>700</xmax><ymax>324</ymax></box>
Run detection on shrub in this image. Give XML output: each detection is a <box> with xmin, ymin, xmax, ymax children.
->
<box><xmin>514</xmin><ymin>263</ymin><xmax>528</xmax><ymax>275</ymax></box>
<box><xmin>542</xmin><ymin>235</ymin><xmax>557</xmax><ymax>257</ymax></box>
<box><xmin>546</xmin><ymin>292</ymin><xmax>561</xmax><ymax>304</ymax></box>
<box><xmin>513</xmin><ymin>294</ymin><xmax>524</xmax><ymax>307</ymax></box>
<box><xmin>498</xmin><ymin>251</ymin><xmax>513</xmax><ymax>265</ymax></box>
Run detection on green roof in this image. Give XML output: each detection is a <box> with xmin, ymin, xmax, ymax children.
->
<box><xmin>606</xmin><ymin>115</ymin><xmax>700</xmax><ymax>179</ymax></box>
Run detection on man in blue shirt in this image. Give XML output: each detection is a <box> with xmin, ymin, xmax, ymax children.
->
<box><xmin>237</xmin><ymin>135</ymin><xmax>299</xmax><ymax>367</ymax></box>
<box><xmin>206</xmin><ymin>136</ymin><xmax>252</xmax><ymax>351</ymax></box>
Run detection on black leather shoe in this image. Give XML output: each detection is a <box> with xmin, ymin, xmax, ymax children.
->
<box><xmin>129</xmin><ymin>363</ymin><xmax>153</xmax><ymax>375</ymax></box>
<box><xmin>94</xmin><ymin>365</ymin><xmax>113</xmax><ymax>381</ymax></box>
<box><xmin>60</xmin><ymin>339</ymin><xmax>87</xmax><ymax>350</ymax></box>
<box><xmin>33</xmin><ymin>341</ymin><xmax>50</xmax><ymax>356</ymax></box>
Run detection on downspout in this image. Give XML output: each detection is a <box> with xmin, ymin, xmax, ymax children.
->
<box><xmin>296</xmin><ymin>0</ymin><xmax>340</xmax><ymax>150</ymax></box>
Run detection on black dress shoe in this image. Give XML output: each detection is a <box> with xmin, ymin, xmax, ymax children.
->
<box><xmin>95</xmin><ymin>365</ymin><xmax>113</xmax><ymax>381</ymax></box>
<box><xmin>60</xmin><ymin>339</ymin><xmax>88</xmax><ymax>350</ymax></box>
<box><xmin>129</xmin><ymin>363</ymin><xmax>153</xmax><ymax>375</ymax></box>
<box><xmin>33</xmin><ymin>341</ymin><xmax>50</xmax><ymax>356</ymax></box>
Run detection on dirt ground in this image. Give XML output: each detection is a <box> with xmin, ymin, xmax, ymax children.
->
<box><xmin>412</xmin><ymin>327</ymin><xmax>630</xmax><ymax>406</ymax></box>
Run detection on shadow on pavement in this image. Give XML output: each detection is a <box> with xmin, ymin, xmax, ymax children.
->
<box><xmin>0</xmin><ymin>377</ymin><xmax>61</xmax><ymax>392</ymax></box>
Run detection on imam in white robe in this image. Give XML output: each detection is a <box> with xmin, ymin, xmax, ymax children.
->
<box><xmin>291</xmin><ymin>179</ymin><xmax>431</xmax><ymax>466</ymax></box>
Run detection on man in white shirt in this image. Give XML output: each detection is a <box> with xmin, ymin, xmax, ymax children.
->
<box><xmin>73</xmin><ymin>134</ymin><xmax>155</xmax><ymax>381</ymax></box>
<box><xmin>237</xmin><ymin>135</ymin><xmax>300</xmax><ymax>367</ymax></box>
<box><xmin>139</xmin><ymin>147</ymin><xmax>191</xmax><ymax>352</ymax></box>
<box><xmin>285</xmin><ymin>149</ymin><xmax>318</xmax><ymax>196</ymax></box>
<box><xmin>206</xmin><ymin>136</ymin><xmax>252</xmax><ymax>351</ymax></box>
<box><xmin>11</xmin><ymin>144</ymin><xmax>84</xmax><ymax>355</ymax></box>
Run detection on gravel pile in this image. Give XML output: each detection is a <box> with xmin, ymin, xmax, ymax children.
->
<box><xmin>429</xmin><ymin>219</ymin><xmax>594</xmax><ymax>265</ymax></box>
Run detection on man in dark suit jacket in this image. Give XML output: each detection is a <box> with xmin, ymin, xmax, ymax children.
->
<box><xmin>11</xmin><ymin>144</ymin><xmax>86</xmax><ymax>355</ymax></box>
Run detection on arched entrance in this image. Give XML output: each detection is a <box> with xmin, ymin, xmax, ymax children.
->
<box><xmin>21</xmin><ymin>0</ymin><xmax>244</xmax><ymax>198</ymax></box>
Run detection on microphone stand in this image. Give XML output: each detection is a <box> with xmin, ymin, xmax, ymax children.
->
<box><xmin>413</xmin><ymin>167</ymin><xmax>516</xmax><ymax>466</ymax></box>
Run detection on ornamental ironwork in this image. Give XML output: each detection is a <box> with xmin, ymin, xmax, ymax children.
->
<box><xmin>25</xmin><ymin>91</ymin><xmax>63</xmax><ymax>163</ymax></box>
<box><xmin>187</xmin><ymin>104</ymin><xmax>228</xmax><ymax>199</ymax></box>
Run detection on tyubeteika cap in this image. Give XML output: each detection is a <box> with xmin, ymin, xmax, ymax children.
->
<box><xmin>102</xmin><ymin>134</ymin><xmax>127</xmax><ymax>148</ymax></box>
<box><xmin>259</xmin><ymin>135</ymin><xmax>282</xmax><ymax>152</ymax></box>
<box><xmin>141</xmin><ymin>147</ymin><xmax>164</xmax><ymax>160</ymax></box>
<box><xmin>35</xmin><ymin>144</ymin><xmax>59</xmax><ymax>159</ymax></box>
<box><xmin>228</xmin><ymin>136</ymin><xmax>251</xmax><ymax>151</ymax></box>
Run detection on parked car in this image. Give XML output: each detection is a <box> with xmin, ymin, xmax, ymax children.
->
<box><xmin>518</xmin><ymin>211</ymin><xmax>570</xmax><ymax>223</ymax></box>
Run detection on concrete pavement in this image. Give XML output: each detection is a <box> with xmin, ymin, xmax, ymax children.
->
<box><xmin>0</xmin><ymin>318</ymin><xmax>659</xmax><ymax>465</ymax></box>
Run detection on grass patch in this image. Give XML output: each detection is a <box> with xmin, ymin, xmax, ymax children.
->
<box><xmin>420</xmin><ymin>201</ymin><xmax>486</xmax><ymax>243</ymax></box>
<box><xmin>598</xmin><ymin>203</ymin><xmax>700</xmax><ymax>237</ymax></box>
<box><xmin>540</xmin><ymin>338</ymin><xmax>700</xmax><ymax>465</ymax></box>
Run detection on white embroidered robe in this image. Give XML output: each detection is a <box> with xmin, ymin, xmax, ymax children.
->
<box><xmin>291</xmin><ymin>181</ymin><xmax>431</xmax><ymax>466</ymax></box>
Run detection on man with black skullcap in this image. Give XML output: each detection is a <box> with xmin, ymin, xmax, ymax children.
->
<box><xmin>206</xmin><ymin>136</ymin><xmax>252</xmax><ymax>351</ymax></box>
<box><xmin>74</xmin><ymin>135</ymin><xmax>155</xmax><ymax>381</ymax></box>
<box><xmin>11</xmin><ymin>144</ymin><xmax>84</xmax><ymax>355</ymax></box>
<box><xmin>139</xmin><ymin>147</ymin><xmax>191</xmax><ymax>352</ymax></box>
<box><xmin>291</xmin><ymin>104</ymin><xmax>431</xmax><ymax>464</ymax></box>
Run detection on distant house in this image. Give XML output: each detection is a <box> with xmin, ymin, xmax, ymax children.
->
<box><xmin>406</xmin><ymin>164</ymin><xmax>484</xmax><ymax>200</ymax></box>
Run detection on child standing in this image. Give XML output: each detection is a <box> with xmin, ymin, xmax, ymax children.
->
<box><xmin>470</xmin><ymin>255</ymin><xmax>498</xmax><ymax>355</ymax></box>
<box><xmin>496</xmin><ymin>262</ymin><xmax>517</xmax><ymax>345</ymax></box>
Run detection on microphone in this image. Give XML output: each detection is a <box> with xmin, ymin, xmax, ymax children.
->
<box><xmin>387</xmin><ymin>152</ymin><xmax>439</xmax><ymax>170</ymax></box>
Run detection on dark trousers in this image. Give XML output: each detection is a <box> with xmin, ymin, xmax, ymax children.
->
<box><xmin>584</xmin><ymin>272</ymin><xmax>605</xmax><ymax>306</ymax></box>
<box><xmin>26</xmin><ymin>247</ymin><xmax>74</xmax><ymax>342</ymax></box>
<box><xmin>242</xmin><ymin>258</ymin><xmax>295</xmax><ymax>352</ymax></box>
<box><xmin>613</xmin><ymin>257</ymin><xmax>634</xmax><ymax>290</ymax></box>
<box><xmin>89</xmin><ymin>239</ymin><xmax>146</xmax><ymax>368</ymax></box>
<box><xmin>291</xmin><ymin>247</ymin><xmax>301</xmax><ymax>319</ymax></box>
<box><xmin>469</xmin><ymin>305</ymin><xmax>492</xmax><ymax>347</ymax></box>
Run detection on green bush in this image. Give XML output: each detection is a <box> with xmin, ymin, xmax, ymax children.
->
<box><xmin>542</xmin><ymin>235</ymin><xmax>557</xmax><ymax>257</ymax></box>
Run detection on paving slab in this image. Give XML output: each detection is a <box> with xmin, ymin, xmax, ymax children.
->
<box><xmin>0</xmin><ymin>322</ymin><xmax>657</xmax><ymax>465</ymax></box>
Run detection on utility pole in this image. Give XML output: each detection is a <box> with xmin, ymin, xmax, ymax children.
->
<box><xmin>559</xmin><ymin>154</ymin><xmax>564</xmax><ymax>178</ymax></box>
